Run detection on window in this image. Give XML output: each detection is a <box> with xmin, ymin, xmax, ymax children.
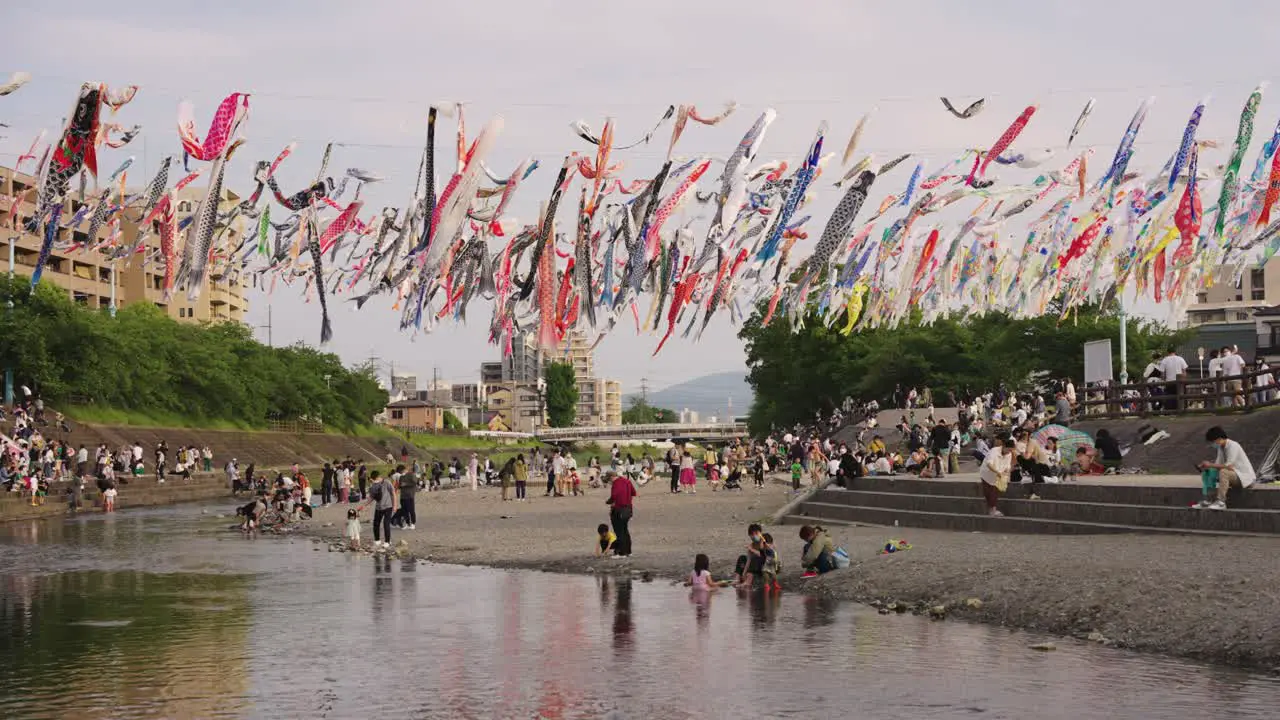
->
<box><xmin>1196</xmin><ymin>292</ymin><xmax>1208</xmax><ymax>304</ymax></box>
<box><xmin>178</xmin><ymin>200</ymin><xmax>193</xmax><ymax>213</ymax></box>
<box><xmin>1236</xmin><ymin>311</ymin><xmax>1252</xmax><ymax>321</ymax></box>
<box><xmin>1251</xmin><ymin>268</ymin><xmax>1267</xmax><ymax>301</ymax></box>
<box><xmin>391</xmin><ymin>409</ymin><xmax>404</xmax><ymax>420</ymax></box>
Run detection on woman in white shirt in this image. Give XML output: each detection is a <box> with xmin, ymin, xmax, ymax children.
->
<box><xmin>979</xmin><ymin>438</ymin><xmax>1016</xmax><ymax>517</ymax></box>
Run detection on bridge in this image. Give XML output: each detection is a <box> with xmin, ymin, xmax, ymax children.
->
<box><xmin>528</xmin><ymin>422</ymin><xmax>748</xmax><ymax>444</ymax></box>
<box><xmin>469</xmin><ymin>423</ymin><xmax>750</xmax><ymax>444</ymax></box>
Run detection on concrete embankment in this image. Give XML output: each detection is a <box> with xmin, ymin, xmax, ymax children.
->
<box><xmin>1</xmin><ymin>472</ymin><xmax>238</xmax><ymax>523</ymax></box>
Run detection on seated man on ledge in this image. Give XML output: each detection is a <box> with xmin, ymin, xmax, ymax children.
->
<box><xmin>1195</xmin><ymin>426</ymin><xmax>1256</xmax><ymax>511</ymax></box>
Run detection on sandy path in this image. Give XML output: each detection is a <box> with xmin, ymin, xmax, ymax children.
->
<box><xmin>306</xmin><ymin>479</ymin><xmax>791</xmax><ymax>578</ymax></box>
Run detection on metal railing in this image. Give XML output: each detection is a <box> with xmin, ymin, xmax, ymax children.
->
<box><xmin>533</xmin><ymin>422</ymin><xmax>748</xmax><ymax>441</ymax></box>
<box><xmin>1076</xmin><ymin>367</ymin><xmax>1280</xmax><ymax>420</ymax></box>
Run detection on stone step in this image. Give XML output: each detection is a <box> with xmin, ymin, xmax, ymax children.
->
<box><xmin>830</xmin><ymin>477</ymin><xmax>1280</xmax><ymax>510</ymax></box>
<box><xmin>811</xmin><ymin>490</ymin><xmax>1280</xmax><ymax>534</ymax></box>
<box><xmin>788</xmin><ymin>502</ymin><xmax>1276</xmax><ymax>538</ymax></box>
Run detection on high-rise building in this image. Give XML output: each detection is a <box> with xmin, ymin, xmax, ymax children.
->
<box><xmin>480</xmin><ymin>362</ymin><xmax>504</xmax><ymax>384</ymax></box>
<box><xmin>451</xmin><ymin>383</ymin><xmax>484</xmax><ymax>407</ymax></box>
<box><xmin>603</xmin><ymin>379</ymin><xmax>622</xmax><ymax>426</ymax></box>
<box><xmin>390</xmin><ymin>373</ymin><xmax>418</xmax><ymax>396</ymax></box>
<box><xmin>495</xmin><ymin>330</ymin><xmax>622</xmax><ymax>427</ymax></box>
<box><xmin>1185</xmin><ymin>257</ymin><xmax>1280</xmax><ymax>326</ymax></box>
<box><xmin>0</xmin><ymin>164</ymin><xmax>249</xmax><ymax>324</ymax></box>
<box><xmin>503</xmin><ymin>332</ymin><xmax>543</xmax><ymax>383</ymax></box>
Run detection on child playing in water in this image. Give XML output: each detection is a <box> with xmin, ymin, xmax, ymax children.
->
<box><xmin>686</xmin><ymin>553</ymin><xmax>716</xmax><ymax>591</ymax></box>
<box><xmin>346</xmin><ymin>507</ymin><xmax>362</xmax><ymax>549</ymax></box>
<box><xmin>736</xmin><ymin>523</ymin><xmax>766</xmax><ymax>589</ymax></box>
<box><xmin>103</xmin><ymin>485</ymin><xmax>117</xmax><ymax>512</ymax></box>
<box><xmin>595</xmin><ymin>523</ymin><xmax>616</xmax><ymax>556</ymax></box>
<box><xmin>760</xmin><ymin>532</ymin><xmax>781</xmax><ymax>592</ymax></box>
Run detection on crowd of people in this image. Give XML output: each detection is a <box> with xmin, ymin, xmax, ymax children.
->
<box><xmin>1</xmin><ymin>398</ymin><xmax>222</xmax><ymax>510</ymax></box>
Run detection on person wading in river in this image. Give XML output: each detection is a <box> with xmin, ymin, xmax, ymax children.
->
<box><xmin>362</xmin><ymin>471</ymin><xmax>397</xmax><ymax>550</ymax></box>
<box><xmin>606</xmin><ymin>470</ymin><xmax>637</xmax><ymax>558</ymax></box>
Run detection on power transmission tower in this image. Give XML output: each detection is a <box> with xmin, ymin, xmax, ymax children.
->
<box><xmin>640</xmin><ymin>377</ymin><xmax>649</xmax><ymax>404</ymax></box>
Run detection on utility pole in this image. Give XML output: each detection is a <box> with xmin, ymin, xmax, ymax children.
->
<box><xmin>255</xmin><ymin>304</ymin><xmax>274</xmax><ymax>347</ymax></box>
<box><xmin>108</xmin><ymin>261</ymin><xmax>117</xmax><ymax>317</ymax></box>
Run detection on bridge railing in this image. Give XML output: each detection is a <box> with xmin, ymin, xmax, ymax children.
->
<box><xmin>469</xmin><ymin>430</ymin><xmax>536</xmax><ymax>441</ymax></box>
<box><xmin>534</xmin><ymin>422</ymin><xmax>747</xmax><ymax>442</ymax></box>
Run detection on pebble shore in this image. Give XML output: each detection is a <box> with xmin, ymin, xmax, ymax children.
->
<box><xmin>289</xmin><ymin>478</ymin><xmax>1280</xmax><ymax>671</ymax></box>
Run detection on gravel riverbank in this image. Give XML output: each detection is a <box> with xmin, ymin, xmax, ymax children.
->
<box><xmin>290</xmin><ymin>480</ymin><xmax>1280</xmax><ymax>671</ymax></box>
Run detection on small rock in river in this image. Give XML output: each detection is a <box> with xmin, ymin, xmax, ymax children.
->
<box><xmin>928</xmin><ymin>605</ymin><xmax>947</xmax><ymax>620</ymax></box>
<box><xmin>1087</xmin><ymin>631</ymin><xmax>1107</xmax><ymax>643</ymax></box>
<box><xmin>965</xmin><ymin>598</ymin><xmax>983</xmax><ymax>609</ymax></box>
<box><xmin>1030</xmin><ymin>642</ymin><xmax>1057</xmax><ymax>651</ymax></box>
<box><xmin>878</xmin><ymin>607</ymin><xmax>891</xmax><ymax>615</ymax></box>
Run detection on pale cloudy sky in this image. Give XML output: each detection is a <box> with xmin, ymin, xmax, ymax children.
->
<box><xmin>3</xmin><ymin>1</ymin><xmax>1278</xmax><ymax>392</ymax></box>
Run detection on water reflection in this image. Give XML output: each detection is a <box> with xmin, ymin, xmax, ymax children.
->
<box><xmin>1</xmin><ymin>504</ymin><xmax>1280</xmax><ymax>719</ymax></box>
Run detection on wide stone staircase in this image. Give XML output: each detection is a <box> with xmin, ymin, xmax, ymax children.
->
<box><xmin>786</xmin><ymin>476</ymin><xmax>1280</xmax><ymax>537</ymax></box>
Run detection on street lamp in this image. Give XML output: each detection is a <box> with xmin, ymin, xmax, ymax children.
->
<box><xmin>1197</xmin><ymin>346</ymin><xmax>1206</xmax><ymax>378</ymax></box>
<box><xmin>323</xmin><ymin>373</ymin><xmax>332</xmax><ymax>390</ymax></box>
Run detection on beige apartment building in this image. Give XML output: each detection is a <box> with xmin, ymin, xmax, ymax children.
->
<box><xmin>548</xmin><ymin>330</ymin><xmax>623</xmax><ymax>427</ymax></box>
<box><xmin>1185</xmin><ymin>256</ymin><xmax>1279</xmax><ymax>326</ymax></box>
<box><xmin>486</xmin><ymin>381</ymin><xmax>545</xmax><ymax>434</ymax></box>
<box><xmin>0</xmin><ymin>164</ymin><xmax>248</xmax><ymax>324</ymax></box>
<box><xmin>484</xmin><ymin>330</ymin><xmax>623</xmax><ymax>428</ymax></box>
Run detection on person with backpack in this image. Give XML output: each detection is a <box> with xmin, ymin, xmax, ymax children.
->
<box><xmin>362</xmin><ymin>471</ymin><xmax>397</xmax><ymax>550</ymax></box>
<box><xmin>396</xmin><ymin>465</ymin><xmax>418</xmax><ymax>529</ymax></box>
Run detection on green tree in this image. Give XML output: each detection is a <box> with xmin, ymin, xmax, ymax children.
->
<box><xmin>621</xmin><ymin>397</ymin><xmax>678</xmax><ymax>424</ymax></box>
<box><xmin>543</xmin><ymin>361</ymin><xmax>578</xmax><ymax>427</ymax></box>
<box><xmin>738</xmin><ymin>301</ymin><xmax>1185</xmax><ymax>434</ymax></box>
<box><xmin>443</xmin><ymin>410</ymin><xmax>466</xmax><ymax>431</ymax></box>
<box><xmin>0</xmin><ymin>274</ymin><xmax>388</xmax><ymax>430</ymax></box>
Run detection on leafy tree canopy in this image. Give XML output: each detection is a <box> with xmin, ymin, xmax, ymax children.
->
<box><xmin>0</xmin><ymin>275</ymin><xmax>387</xmax><ymax>431</ymax></box>
<box><xmin>737</xmin><ymin>302</ymin><xmax>1186</xmax><ymax>435</ymax></box>
<box><xmin>621</xmin><ymin>397</ymin><xmax>677</xmax><ymax>424</ymax></box>
<box><xmin>543</xmin><ymin>361</ymin><xmax>578</xmax><ymax>428</ymax></box>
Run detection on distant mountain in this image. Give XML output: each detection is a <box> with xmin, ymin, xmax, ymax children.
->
<box><xmin>629</xmin><ymin>371</ymin><xmax>753</xmax><ymax>421</ymax></box>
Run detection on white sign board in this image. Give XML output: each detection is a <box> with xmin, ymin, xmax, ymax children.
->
<box><xmin>1083</xmin><ymin>339</ymin><xmax>1114</xmax><ymax>385</ymax></box>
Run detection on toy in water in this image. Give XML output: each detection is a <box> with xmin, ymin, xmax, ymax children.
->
<box><xmin>879</xmin><ymin>538</ymin><xmax>912</xmax><ymax>555</ymax></box>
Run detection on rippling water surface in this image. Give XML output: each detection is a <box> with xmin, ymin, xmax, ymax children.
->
<box><xmin>1</xmin><ymin>504</ymin><xmax>1278</xmax><ymax>719</ymax></box>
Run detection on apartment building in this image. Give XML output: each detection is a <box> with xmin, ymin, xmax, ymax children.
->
<box><xmin>502</xmin><ymin>332</ymin><xmax>543</xmax><ymax>383</ymax></box>
<box><xmin>486</xmin><ymin>381</ymin><xmax>545</xmax><ymax>434</ymax></box>
<box><xmin>1185</xmin><ymin>256</ymin><xmax>1279</xmax><ymax>326</ymax></box>
<box><xmin>0</xmin><ymin>164</ymin><xmax>249</xmax><ymax>324</ymax></box>
<box><xmin>489</xmin><ymin>330</ymin><xmax>623</xmax><ymax>427</ymax></box>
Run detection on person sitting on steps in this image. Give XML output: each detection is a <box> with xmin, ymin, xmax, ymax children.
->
<box><xmin>1194</xmin><ymin>426</ymin><xmax>1256</xmax><ymax>511</ymax></box>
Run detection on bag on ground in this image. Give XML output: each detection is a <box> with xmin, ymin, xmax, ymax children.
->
<box><xmin>833</xmin><ymin>547</ymin><xmax>851</xmax><ymax>569</ymax></box>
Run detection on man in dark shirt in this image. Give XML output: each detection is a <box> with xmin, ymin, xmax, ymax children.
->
<box><xmin>320</xmin><ymin>462</ymin><xmax>335</xmax><ymax>506</ymax></box>
<box><xmin>928</xmin><ymin>420</ymin><xmax>952</xmax><ymax>477</ymax></box>
<box><xmin>397</xmin><ymin>466</ymin><xmax>418</xmax><ymax>530</ymax></box>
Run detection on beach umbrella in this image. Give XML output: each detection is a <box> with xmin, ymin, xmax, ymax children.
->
<box><xmin>1054</xmin><ymin>429</ymin><xmax>1096</xmax><ymax>459</ymax></box>
<box><xmin>1032</xmin><ymin>424</ymin><xmax>1071</xmax><ymax>445</ymax></box>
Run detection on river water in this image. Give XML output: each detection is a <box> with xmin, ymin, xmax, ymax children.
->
<box><xmin>1</xmin><ymin>504</ymin><xmax>1278</xmax><ymax>719</ymax></box>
